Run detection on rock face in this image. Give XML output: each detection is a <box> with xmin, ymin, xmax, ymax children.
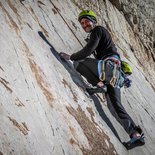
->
<box><xmin>0</xmin><ymin>0</ymin><xmax>155</xmax><ymax>155</ymax></box>
<box><xmin>109</xmin><ymin>0</ymin><xmax>155</xmax><ymax>87</ymax></box>
<box><xmin>110</xmin><ymin>0</ymin><xmax>155</xmax><ymax>53</ymax></box>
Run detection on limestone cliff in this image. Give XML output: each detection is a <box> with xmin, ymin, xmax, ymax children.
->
<box><xmin>0</xmin><ymin>0</ymin><xmax>155</xmax><ymax>155</ymax></box>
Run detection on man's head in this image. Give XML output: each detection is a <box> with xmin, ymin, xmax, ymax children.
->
<box><xmin>78</xmin><ymin>10</ymin><xmax>97</xmax><ymax>33</ymax></box>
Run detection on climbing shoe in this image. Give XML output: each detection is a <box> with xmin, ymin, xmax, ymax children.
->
<box><xmin>86</xmin><ymin>85</ymin><xmax>107</xmax><ymax>95</ymax></box>
<box><xmin>123</xmin><ymin>133</ymin><xmax>145</xmax><ymax>150</ymax></box>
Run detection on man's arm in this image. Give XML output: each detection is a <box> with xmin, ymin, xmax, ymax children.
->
<box><xmin>60</xmin><ymin>27</ymin><xmax>102</xmax><ymax>61</ymax></box>
<box><xmin>70</xmin><ymin>27</ymin><xmax>102</xmax><ymax>61</ymax></box>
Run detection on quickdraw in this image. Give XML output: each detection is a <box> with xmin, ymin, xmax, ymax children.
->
<box><xmin>110</xmin><ymin>63</ymin><xmax>117</xmax><ymax>87</ymax></box>
<box><xmin>98</xmin><ymin>60</ymin><xmax>105</xmax><ymax>81</ymax></box>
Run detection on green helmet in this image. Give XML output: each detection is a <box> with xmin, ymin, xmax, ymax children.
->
<box><xmin>78</xmin><ymin>10</ymin><xmax>97</xmax><ymax>24</ymax></box>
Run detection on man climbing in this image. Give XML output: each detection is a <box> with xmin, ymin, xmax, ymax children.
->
<box><xmin>60</xmin><ymin>10</ymin><xmax>145</xmax><ymax>149</ymax></box>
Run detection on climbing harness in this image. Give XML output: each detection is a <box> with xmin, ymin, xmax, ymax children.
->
<box><xmin>98</xmin><ymin>56</ymin><xmax>124</xmax><ymax>88</ymax></box>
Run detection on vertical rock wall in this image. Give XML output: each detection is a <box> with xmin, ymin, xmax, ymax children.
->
<box><xmin>0</xmin><ymin>0</ymin><xmax>155</xmax><ymax>155</ymax></box>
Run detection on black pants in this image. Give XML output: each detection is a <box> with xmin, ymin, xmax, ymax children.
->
<box><xmin>75</xmin><ymin>58</ymin><xmax>140</xmax><ymax>137</ymax></box>
<box><xmin>75</xmin><ymin>58</ymin><xmax>99</xmax><ymax>86</ymax></box>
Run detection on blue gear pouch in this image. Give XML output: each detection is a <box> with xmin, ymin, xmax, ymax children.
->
<box><xmin>124</xmin><ymin>77</ymin><xmax>132</xmax><ymax>88</ymax></box>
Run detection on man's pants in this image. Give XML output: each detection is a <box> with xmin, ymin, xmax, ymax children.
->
<box><xmin>74</xmin><ymin>58</ymin><xmax>141</xmax><ymax>137</ymax></box>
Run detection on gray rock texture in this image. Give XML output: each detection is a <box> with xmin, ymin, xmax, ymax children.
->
<box><xmin>0</xmin><ymin>0</ymin><xmax>155</xmax><ymax>155</ymax></box>
<box><xmin>109</xmin><ymin>0</ymin><xmax>155</xmax><ymax>89</ymax></box>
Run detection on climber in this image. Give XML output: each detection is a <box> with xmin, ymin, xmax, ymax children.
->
<box><xmin>60</xmin><ymin>10</ymin><xmax>145</xmax><ymax>149</ymax></box>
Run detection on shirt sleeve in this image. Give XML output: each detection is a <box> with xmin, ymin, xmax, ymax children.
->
<box><xmin>70</xmin><ymin>27</ymin><xmax>102</xmax><ymax>61</ymax></box>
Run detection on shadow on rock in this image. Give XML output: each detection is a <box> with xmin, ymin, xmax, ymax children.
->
<box><xmin>38</xmin><ymin>31</ymin><xmax>122</xmax><ymax>143</ymax></box>
<box><xmin>91</xmin><ymin>94</ymin><xmax>122</xmax><ymax>142</ymax></box>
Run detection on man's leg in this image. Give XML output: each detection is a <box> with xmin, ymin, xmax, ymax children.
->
<box><xmin>74</xmin><ymin>58</ymin><xmax>99</xmax><ymax>86</ymax></box>
<box><xmin>105</xmin><ymin>84</ymin><xmax>142</xmax><ymax>137</ymax></box>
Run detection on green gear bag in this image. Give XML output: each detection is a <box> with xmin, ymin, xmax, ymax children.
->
<box><xmin>121</xmin><ymin>61</ymin><xmax>133</xmax><ymax>75</ymax></box>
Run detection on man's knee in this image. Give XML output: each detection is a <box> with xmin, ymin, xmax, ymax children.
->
<box><xmin>73</xmin><ymin>60</ymin><xmax>86</xmax><ymax>70</ymax></box>
<box><xmin>73</xmin><ymin>61</ymin><xmax>80</xmax><ymax>70</ymax></box>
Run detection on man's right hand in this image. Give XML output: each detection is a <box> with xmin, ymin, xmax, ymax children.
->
<box><xmin>59</xmin><ymin>52</ymin><xmax>71</xmax><ymax>60</ymax></box>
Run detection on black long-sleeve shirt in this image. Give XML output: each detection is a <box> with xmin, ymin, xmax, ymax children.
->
<box><xmin>70</xmin><ymin>26</ymin><xmax>119</xmax><ymax>61</ymax></box>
